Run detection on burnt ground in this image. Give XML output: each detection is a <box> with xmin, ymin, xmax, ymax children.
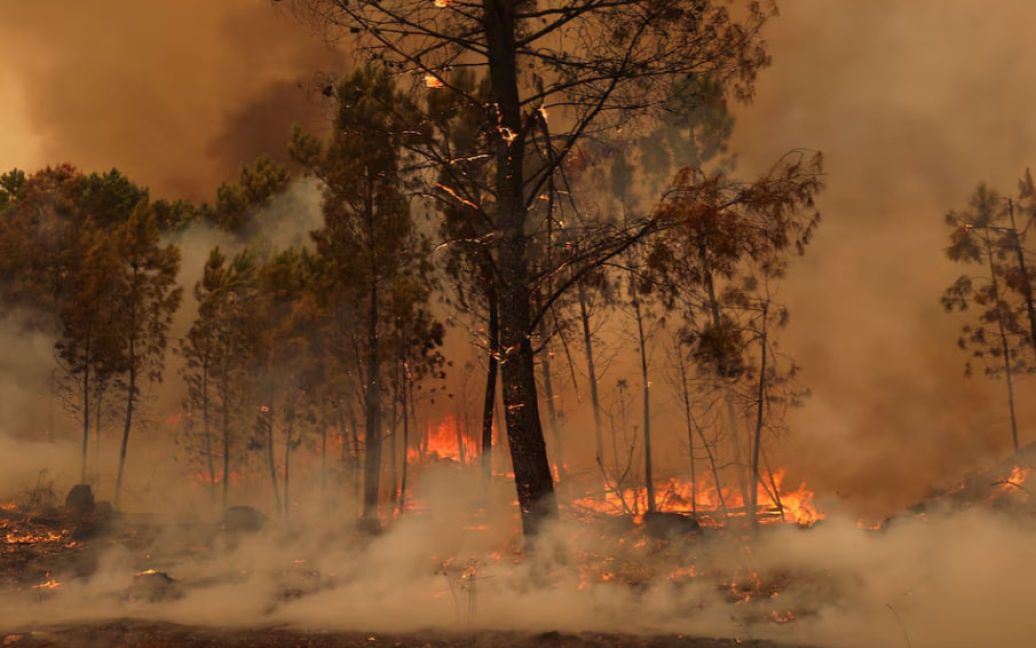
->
<box><xmin>0</xmin><ymin>621</ymin><xmax>810</xmax><ymax>648</ymax></box>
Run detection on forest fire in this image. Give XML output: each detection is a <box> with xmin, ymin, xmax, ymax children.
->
<box><xmin>408</xmin><ymin>415</ymin><xmax>476</xmax><ymax>464</ymax></box>
<box><xmin>571</xmin><ymin>470</ymin><xmax>823</xmax><ymax>527</ymax></box>
<box><xmin>994</xmin><ymin>465</ymin><xmax>1031</xmax><ymax>498</ymax></box>
<box><xmin>7</xmin><ymin>1</ymin><xmax>1036</xmax><ymax>647</ymax></box>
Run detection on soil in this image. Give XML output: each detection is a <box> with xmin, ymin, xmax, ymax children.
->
<box><xmin>0</xmin><ymin>621</ymin><xmax>808</xmax><ymax>648</ymax></box>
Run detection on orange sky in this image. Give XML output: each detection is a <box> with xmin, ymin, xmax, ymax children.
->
<box><xmin>3</xmin><ymin>1</ymin><xmax>1036</xmax><ymax>510</ymax></box>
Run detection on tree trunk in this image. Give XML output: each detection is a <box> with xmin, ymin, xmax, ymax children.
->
<box><xmin>398</xmin><ymin>373</ymin><xmax>410</xmax><ymax>515</ymax></box>
<box><xmin>80</xmin><ymin>335</ymin><xmax>91</xmax><ymax>484</ymax></box>
<box><xmin>284</xmin><ymin>399</ymin><xmax>294</xmax><ymax>521</ymax></box>
<box><xmin>389</xmin><ymin>377</ymin><xmax>399</xmax><ymax>509</ymax></box>
<box><xmin>265</xmin><ymin>406</ymin><xmax>282</xmax><ymax>515</ymax></box>
<box><xmin>484</xmin><ymin>0</ymin><xmax>557</xmax><ymax>536</ymax></box>
<box><xmin>321</xmin><ymin>410</ymin><xmax>328</xmax><ymax>499</ymax></box>
<box><xmin>674</xmin><ymin>342</ymin><xmax>698</xmax><ymax>517</ymax></box>
<box><xmin>699</xmin><ymin>241</ymin><xmax>751</xmax><ymax>510</ymax></box>
<box><xmin>348</xmin><ymin>403</ymin><xmax>361</xmax><ymax>509</ymax></box>
<box><xmin>221</xmin><ymin>361</ymin><xmax>231</xmax><ymax>510</ymax></box>
<box><xmin>578</xmin><ymin>281</ymin><xmax>604</xmax><ymax>470</ymax></box>
<box><xmin>629</xmin><ymin>268</ymin><xmax>655</xmax><ymax>513</ymax></box>
<box><xmin>699</xmin><ymin>421</ymin><xmax>729</xmax><ymax>520</ymax></box>
<box><xmin>481</xmin><ymin>286</ymin><xmax>499</xmax><ymax>481</ymax></box>
<box><xmin>749</xmin><ymin>304</ymin><xmax>768</xmax><ymax>531</ymax></box>
<box><xmin>986</xmin><ymin>238</ymin><xmax>1020</xmax><ymax>452</ymax></box>
<box><xmin>202</xmin><ymin>358</ymin><xmax>215</xmax><ymax>503</ymax></box>
<box><xmin>362</xmin><ymin>167</ymin><xmax>383</xmax><ymax>525</ymax></box>
<box><xmin>1008</xmin><ymin>200</ymin><xmax>1036</xmax><ymax>363</ymax></box>
<box><xmin>537</xmin><ymin>314</ymin><xmax>565</xmax><ymax>484</ymax></box>
<box><xmin>114</xmin><ymin>336</ymin><xmax>136</xmax><ymax>509</ymax></box>
<box><xmin>94</xmin><ymin>381</ymin><xmax>104</xmax><ymax>479</ymax></box>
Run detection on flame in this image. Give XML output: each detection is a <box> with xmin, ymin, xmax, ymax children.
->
<box><xmin>571</xmin><ymin>469</ymin><xmax>823</xmax><ymax>527</ymax></box>
<box><xmin>424</xmin><ymin>74</ymin><xmax>445</xmax><ymax>89</ymax></box>
<box><xmin>433</xmin><ymin>0</ymin><xmax>450</xmax><ymax>6</ymax></box>
<box><xmin>993</xmin><ymin>465</ymin><xmax>1031</xmax><ymax>500</ymax></box>
<box><xmin>409</xmin><ymin>414</ymin><xmax>476</xmax><ymax>464</ymax></box>
<box><xmin>5</xmin><ymin>529</ymin><xmax>64</xmax><ymax>545</ymax></box>
<box><xmin>31</xmin><ymin>576</ymin><xmax>61</xmax><ymax>590</ymax></box>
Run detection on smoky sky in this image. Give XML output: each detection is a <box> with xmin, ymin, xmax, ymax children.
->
<box><xmin>2</xmin><ymin>0</ymin><xmax>1036</xmax><ymax>511</ymax></box>
<box><xmin>730</xmin><ymin>0</ymin><xmax>1036</xmax><ymax>510</ymax></box>
<box><xmin>0</xmin><ymin>0</ymin><xmax>341</xmax><ymax>200</ymax></box>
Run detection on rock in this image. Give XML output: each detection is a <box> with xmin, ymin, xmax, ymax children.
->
<box><xmin>94</xmin><ymin>500</ymin><xmax>113</xmax><ymax>519</ymax></box>
<box><xmin>643</xmin><ymin>511</ymin><xmax>700</xmax><ymax>538</ymax></box>
<box><xmin>356</xmin><ymin>516</ymin><xmax>383</xmax><ymax>535</ymax></box>
<box><xmin>64</xmin><ymin>484</ymin><xmax>95</xmax><ymax>516</ymax></box>
<box><xmin>222</xmin><ymin>505</ymin><xmax>265</xmax><ymax>533</ymax></box>
<box><xmin>126</xmin><ymin>569</ymin><xmax>181</xmax><ymax>602</ymax></box>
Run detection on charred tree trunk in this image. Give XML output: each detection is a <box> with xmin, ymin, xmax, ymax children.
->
<box><xmin>578</xmin><ymin>281</ymin><xmax>605</xmax><ymax>472</ymax></box>
<box><xmin>362</xmin><ymin>167</ymin><xmax>383</xmax><ymax>525</ymax></box>
<box><xmin>629</xmin><ymin>268</ymin><xmax>655</xmax><ymax>513</ymax></box>
<box><xmin>674</xmin><ymin>342</ymin><xmax>698</xmax><ymax>517</ymax></box>
<box><xmin>80</xmin><ymin>334</ymin><xmax>92</xmax><ymax>484</ymax></box>
<box><xmin>986</xmin><ymin>235</ymin><xmax>1020</xmax><ymax>452</ymax></box>
<box><xmin>320</xmin><ymin>408</ymin><xmax>328</xmax><ymax>499</ymax></box>
<box><xmin>1008</xmin><ymin>200</ymin><xmax>1036</xmax><ymax>365</ymax></box>
<box><xmin>348</xmin><ymin>403</ymin><xmax>362</xmax><ymax>508</ymax></box>
<box><xmin>94</xmin><ymin>380</ymin><xmax>104</xmax><ymax>478</ymax></box>
<box><xmin>484</xmin><ymin>0</ymin><xmax>557</xmax><ymax>536</ymax></box>
<box><xmin>537</xmin><ymin>315</ymin><xmax>565</xmax><ymax>484</ymax></box>
<box><xmin>398</xmin><ymin>372</ymin><xmax>411</xmax><ymax>515</ymax></box>
<box><xmin>264</xmin><ymin>406</ymin><xmax>282</xmax><ymax>515</ymax></box>
<box><xmin>114</xmin><ymin>334</ymin><xmax>136</xmax><ymax>509</ymax></box>
<box><xmin>699</xmin><ymin>422</ymin><xmax>729</xmax><ymax>520</ymax></box>
<box><xmin>389</xmin><ymin>376</ymin><xmax>399</xmax><ymax>510</ymax></box>
<box><xmin>284</xmin><ymin>398</ymin><xmax>294</xmax><ymax>521</ymax></box>
<box><xmin>220</xmin><ymin>359</ymin><xmax>231</xmax><ymax>510</ymax></box>
<box><xmin>699</xmin><ymin>241</ymin><xmax>750</xmax><ymax>510</ymax></box>
<box><xmin>201</xmin><ymin>358</ymin><xmax>215</xmax><ymax>502</ymax></box>
<box><xmin>749</xmin><ymin>304</ymin><xmax>769</xmax><ymax>531</ymax></box>
<box><xmin>481</xmin><ymin>285</ymin><xmax>499</xmax><ymax>481</ymax></box>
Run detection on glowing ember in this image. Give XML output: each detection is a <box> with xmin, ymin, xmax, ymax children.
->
<box><xmin>5</xmin><ymin>530</ymin><xmax>64</xmax><ymax>545</ymax></box>
<box><xmin>31</xmin><ymin>577</ymin><xmax>61</xmax><ymax>590</ymax></box>
<box><xmin>770</xmin><ymin>610</ymin><xmax>796</xmax><ymax>624</ymax></box>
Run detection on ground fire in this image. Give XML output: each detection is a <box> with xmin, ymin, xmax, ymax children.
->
<box><xmin>4</xmin><ymin>2</ymin><xmax>1036</xmax><ymax>647</ymax></box>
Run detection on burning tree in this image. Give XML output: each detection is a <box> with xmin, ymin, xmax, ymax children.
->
<box><xmin>288</xmin><ymin>0</ymin><xmax>779</xmax><ymax>535</ymax></box>
<box><xmin>644</xmin><ymin>159</ymin><xmax>821</xmax><ymax>525</ymax></box>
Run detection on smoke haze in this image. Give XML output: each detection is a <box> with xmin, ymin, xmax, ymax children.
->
<box><xmin>2</xmin><ymin>5</ymin><xmax>1036</xmax><ymax>645</ymax></box>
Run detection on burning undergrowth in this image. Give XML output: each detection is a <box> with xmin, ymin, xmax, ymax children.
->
<box><xmin>1</xmin><ymin>457</ymin><xmax>1035</xmax><ymax>648</ymax></box>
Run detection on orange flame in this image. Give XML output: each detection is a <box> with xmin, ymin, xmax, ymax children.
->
<box><xmin>994</xmin><ymin>465</ymin><xmax>1031</xmax><ymax>498</ymax></box>
<box><xmin>409</xmin><ymin>415</ymin><xmax>477</xmax><ymax>464</ymax></box>
<box><xmin>572</xmin><ymin>469</ymin><xmax>823</xmax><ymax>527</ymax></box>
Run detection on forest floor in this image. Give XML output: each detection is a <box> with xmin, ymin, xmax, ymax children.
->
<box><xmin>0</xmin><ymin>496</ymin><xmax>822</xmax><ymax>648</ymax></box>
<box><xmin>0</xmin><ymin>621</ymin><xmax>806</xmax><ymax>648</ymax></box>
